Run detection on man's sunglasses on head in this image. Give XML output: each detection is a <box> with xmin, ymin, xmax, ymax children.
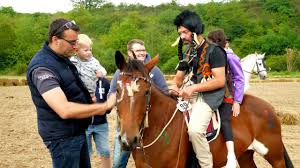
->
<box><xmin>54</xmin><ymin>20</ymin><xmax>77</xmax><ymax>36</ymax></box>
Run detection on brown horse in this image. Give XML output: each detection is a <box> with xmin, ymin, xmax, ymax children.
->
<box><xmin>114</xmin><ymin>51</ymin><xmax>293</xmax><ymax>168</ymax></box>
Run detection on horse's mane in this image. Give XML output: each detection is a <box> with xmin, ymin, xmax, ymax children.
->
<box><xmin>124</xmin><ymin>58</ymin><xmax>179</xmax><ymax>100</ymax></box>
<box><xmin>241</xmin><ymin>53</ymin><xmax>256</xmax><ymax>62</ymax></box>
<box><xmin>241</xmin><ymin>53</ymin><xmax>265</xmax><ymax>63</ymax></box>
<box><xmin>126</xmin><ymin>59</ymin><xmax>149</xmax><ymax>78</ymax></box>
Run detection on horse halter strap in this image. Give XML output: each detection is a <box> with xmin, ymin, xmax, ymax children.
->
<box><xmin>118</xmin><ymin>72</ymin><xmax>152</xmax><ymax>129</ymax></box>
<box><xmin>256</xmin><ymin>58</ymin><xmax>267</xmax><ymax>73</ymax></box>
<box><xmin>243</xmin><ymin>57</ymin><xmax>266</xmax><ymax>75</ymax></box>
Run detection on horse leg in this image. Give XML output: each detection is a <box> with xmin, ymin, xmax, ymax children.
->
<box><xmin>283</xmin><ymin>145</ymin><xmax>294</xmax><ymax>168</ymax></box>
<box><xmin>132</xmin><ymin>150</ymin><xmax>152</xmax><ymax>168</ymax></box>
<box><xmin>263</xmin><ymin>144</ymin><xmax>286</xmax><ymax>168</ymax></box>
<box><xmin>255</xmin><ymin>134</ymin><xmax>287</xmax><ymax>168</ymax></box>
<box><xmin>237</xmin><ymin>150</ymin><xmax>257</xmax><ymax>168</ymax></box>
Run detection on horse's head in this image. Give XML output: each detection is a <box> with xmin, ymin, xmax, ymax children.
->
<box><xmin>115</xmin><ymin>50</ymin><xmax>159</xmax><ymax>150</ymax></box>
<box><xmin>242</xmin><ymin>53</ymin><xmax>268</xmax><ymax>80</ymax></box>
<box><xmin>253</xmin><ymin>53</ymin><xmax>267</xmax><ymax>80</ymax></box>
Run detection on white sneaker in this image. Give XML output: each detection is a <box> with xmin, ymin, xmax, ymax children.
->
<box><xmin>225</xmin><ymin>154</ymin><xmax>237</xmax><ymax>168</ymax></box>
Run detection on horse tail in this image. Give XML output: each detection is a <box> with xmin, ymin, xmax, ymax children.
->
<box><xmin>283</xmin><ymin>145</ymin><xmax>294</xmax><ymax>168</ymax></box>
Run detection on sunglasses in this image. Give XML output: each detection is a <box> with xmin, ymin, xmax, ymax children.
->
<box><xmin>59</xmin><ymin>37</ymin><xmax>78</xmax><ymax>46</ymax></box>
<box><xmin>53</xmin><ymin>20</ymin><xmax>77</xmax><ymax>36</ymax></box>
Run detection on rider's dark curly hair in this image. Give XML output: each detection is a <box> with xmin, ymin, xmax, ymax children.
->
<box><xmin>173</xmin><ymin>10</ymin><xmax>204</xmax><ymax>35</ymax></box>
<box><xmin>178</xmin><ymin>38</ymin><xmax>183</xmax><ymax>60</ymax></box>
<box><xmin>207</xmin><ymin>29</ymin><xmax>227</xmax><ymax>48</ymax></box>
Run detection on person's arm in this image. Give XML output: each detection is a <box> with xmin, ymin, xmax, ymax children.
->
<box><xmin>173</xmin><ymin>70</ymin><xmax>185</xmax><ymax>88</ymax></box>
<box><xmin>228</xmin><ymin>54</ymin><xmax>245</xmax><ymax>103</ymax></box>
<box><xmin>108</xmin><ymin>70</ymin><xmax>120</xmax><ymax>96</ymax></box>
<box><xmin>180</xmin><ymin>67</ymin><xmax>225</xmax><ymax>99</ymax></box>
<box><xmin>180</xmin><ymin>46</ymin><xmax>226</xmax><ymax>99</ymax></box>
<box><xmin>93</xmin><ymin>57</ymin><xmax>107</xmax><ymax>77</ymax></box>
<box><xmin>41</xmin><ymin>87</ymin><xmax>115</xmax><ymax>119</ymax></box>
<box><xmin>31</xmin><ymin>67</ymin><xmax>115</xmax><ymax>120</ymax></box>
<box><xmin>228</xmin><ymin>54</ymin><xmax>245</xmax><ymax>117</ymax></box>
<box><xmin>151</xmin><ymin>66</ymin><xmax>168</xmax><ymax>93</ymax></box>
<box><xmin>194</xmin><ymin>66</ymin><xmax>225</xmax><ymax>92</ymax></box>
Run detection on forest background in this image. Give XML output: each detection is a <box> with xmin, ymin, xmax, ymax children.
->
<box><xmin>1</xmin><ymin>0</ymin><xmax>300</xmax><ymax>75</ymax></box>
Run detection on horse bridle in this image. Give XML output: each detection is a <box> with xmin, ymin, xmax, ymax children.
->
<box><xmin>118</xmin><ymin>72</ymin><xmax>187</xmax><ymax>167</ymax></box>
<box><xmin>243</xmin><ymin>57</ymin><xmax>267</xmax><ymax>75</ymax></box>
<box><xmin>117</xmin><ymin>72</ymin><xmax>152</xmax><ymax>131</ymax></box>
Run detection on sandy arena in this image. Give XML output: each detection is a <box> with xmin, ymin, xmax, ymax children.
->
<box><xmin>0</xmin><ymin>81</ymin><xmax>299</xmax><ymax>167</ymax></box>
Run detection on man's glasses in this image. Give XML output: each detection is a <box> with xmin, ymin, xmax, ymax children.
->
<box><xmin>59</xmin><ymin>37</ymin><xmax>78</xmax><ymax>46</ymax></box>
<box><xmin>132</xmin><ymin>49</ymin><xmax>146</xmax><ymax>53</ymax></box>
<box><xmin>53</xmin><ymin>20</ymin><xmax>77</xmax><ymax>36</ymax></box>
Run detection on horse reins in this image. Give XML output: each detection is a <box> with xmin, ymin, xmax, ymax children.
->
<box><xmin>138</xmin><ymin>98</ymin><xmax>185</xmax><ymax>168</ymax></box>
<box><xmin>175</xmin><ymin>109</ymin><xmax>186</xmax><ymax>168</ymax></box>
<box><xmin>118</xmin><ymin>72</ymin><xmax>187</xmax><ymax>167</ymax></box>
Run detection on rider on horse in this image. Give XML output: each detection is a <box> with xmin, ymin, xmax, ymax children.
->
<box><xmin>208</xmin><ymin>29</ymin><xmax>245</xmax><ymax>168</ymax></box>
<box><xmin>172</xmin><ymin>10</ymin><xmax>227</xmax><ymax>168</ymax></box>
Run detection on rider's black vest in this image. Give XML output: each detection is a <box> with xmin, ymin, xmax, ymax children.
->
<box><xmin>188</xmin><ymin>42</ymin><xmax>227</xmax><ymax>110</ymax></box>
<box><xmin>26</xmin><ymin>42</ymin><xmax>92</xmax><ymax>141</ymax></box>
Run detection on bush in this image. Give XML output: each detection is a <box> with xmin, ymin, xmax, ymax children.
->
<box><xmin>161</xmin><ymin>56</ymin><xmax>178</xmax><ymax>74</ymax></box>
<box><xmin>15</xmin><ymin>63</ymin><xmax>28</xmax><ymax>75</ymax></box>
<box><xmin>266</xmin><ymin>55</ymin><xmax>287</xmax><ymax>71</ymax></box>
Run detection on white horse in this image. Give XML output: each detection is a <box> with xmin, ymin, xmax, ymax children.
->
<box><xmin>241</xmin><ymin>53</ymin><xmax>268</xmax><ymax>92</ymax></box>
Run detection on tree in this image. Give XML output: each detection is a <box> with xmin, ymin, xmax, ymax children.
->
<box><xmin>0</xmin><ymin>6</ymin><xmax>16</xmax><ymax>15</ymax></box>
<box><xmin>71</xmin><ymin>0</ymin><xmax>106</xmax><ymax>10</ymax></box>
<box><xmin>286</xmin><ymin>48</ymin><xmax>300</xmax><ymax>72</ymax></box>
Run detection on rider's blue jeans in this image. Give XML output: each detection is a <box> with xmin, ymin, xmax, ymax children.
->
<box><xmin>112</xmin><ymin>129</ymin><xmax>131</xmax><ymax>168</ymax></box>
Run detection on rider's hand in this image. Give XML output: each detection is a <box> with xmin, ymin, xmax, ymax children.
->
<box><xmin>179</xmin><ymin>86</ymin><xmax>195</xmax><ymax>100</ymax></box>
<box><xmin>232</xmin><ymin>102</ymin><xmax>240</xmax><ymax>117</ymax></box>
<box><xmin>169</xmin><ymin>85</ymin><xmax>180</xmax><ymax>96</ymax></box>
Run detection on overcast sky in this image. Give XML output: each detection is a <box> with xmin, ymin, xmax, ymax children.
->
<box><xmin>0</xmin><ymin>0</ymin><xmax>222</xmax><ymax>13</ymax></box>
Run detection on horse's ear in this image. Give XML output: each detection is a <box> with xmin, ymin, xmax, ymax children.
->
<box><xmin>115</xmin><ymin>51</ymin><xmax>126</xmax><ymax>71</ymax></box>
<box><xmin>262</xmin><ymin>53</ymin><xmax>265</xmax><ymax>58</ymax></box>
<box><xmin>132</xmin><ymin>51</ymin><xmax>137</xmax><ymax>59</ymax></box>
<box><xmin>145</xmin><ymin>54</ymin><xmax>159</xmax><ymax>72</ymax></box>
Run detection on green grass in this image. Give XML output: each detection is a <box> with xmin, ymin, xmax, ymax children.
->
<box><xmin>268</xmin><ymin>71</ymin><xmax>300</xmax><ymax>78</ymax></box>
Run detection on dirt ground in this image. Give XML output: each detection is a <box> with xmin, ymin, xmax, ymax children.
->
<box><xmin>0</xmin><ymin>82</ymin><xmax>299</xmax><ymax>168</ymax></box>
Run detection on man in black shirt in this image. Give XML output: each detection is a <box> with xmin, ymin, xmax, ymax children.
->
<box><xmin>172</xmin><ymin>10</ymin><xmax>226</xmax><ymax>168</ymax></box>
<box><xmin>26</xmin><ymin>18</ymin><xmax>115</xmax><ymax>168</ymax></box>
